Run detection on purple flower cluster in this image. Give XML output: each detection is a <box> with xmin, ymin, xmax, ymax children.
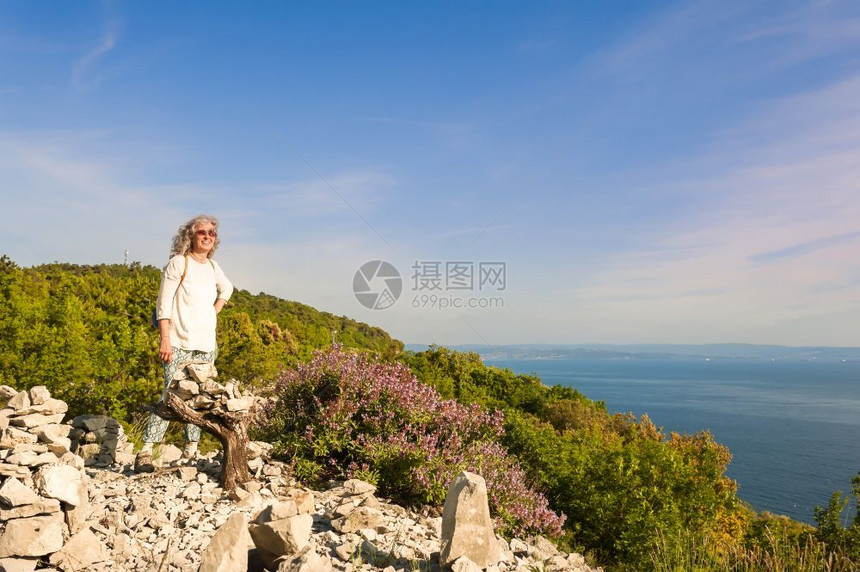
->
<box><xmin>264</xmin><ymin>346</ymin><xmax>565</xmax><ymax>537</ymax></box>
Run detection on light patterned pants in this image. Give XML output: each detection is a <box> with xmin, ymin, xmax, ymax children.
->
<box><xmin>142</xmin><ymin>347</ymin><xmax>215</xmax><ymax>444</ymax></box>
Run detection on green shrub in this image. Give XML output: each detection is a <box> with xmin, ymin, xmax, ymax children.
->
<box><xmin>814</xmin><ymin>472</ymin><xmax>860</xmax><ymax>563</ymax></box>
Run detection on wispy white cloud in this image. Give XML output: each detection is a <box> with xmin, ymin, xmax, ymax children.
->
<box><xmin>590</xmin><ymin>0</ymin><xmax>860</xmax><ymax>81</ymax></box>
<box><xmin>0</xmin><ymin>131</ymin><xmax>197</xmax><ymax>265</ymax></box>
<box><xmin>71</xmin><ymin>18</ymin><xmax>121</xmax><ymax>90</ymax></box>
<box><xmin>749</xmin><ymin>232</ymin><xmax>860</xmax><ymax>265</ymax></box>
<box><xmin>590</xmin><ymin>0</ymin><xmax>746</xmax><ymax>78</ymax></box>
<box><xmin>258</xmin><ymin>171</ymin><xmax>394</xmax><ymax>218</ymax></box>
<box><xmin>0</xmin><ymin>129</ymin><xmax>404</xmax><ymax>312</ymax></box>
<box><xmin>546</xmin><ymin>73</ymin><xmax>860</xmax><ymax>344</ymax></box>
<box><xmin>735</xmin><ymin>0</ymin><xmax>860</xmax><ymax>66</ymax></box>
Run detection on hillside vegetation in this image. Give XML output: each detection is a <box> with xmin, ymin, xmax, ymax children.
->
<box><xmin>0</xmin><ymin>255</ymin><xmax>401</xmax><ymax>420</ymax></box>
<box><xmin>399</xmin><ymin>348</ymin><xmax>860</xmax><ymax>569</ymax></box>
<box><xmin>1</xmin><ymin>255</ymin><xmax>857</xmax><ymax>570</ymax></box>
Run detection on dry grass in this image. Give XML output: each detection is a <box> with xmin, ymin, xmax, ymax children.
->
<box><xmin>648</xmin><ymin>528</ymin><xmax>857</xmax><ymax>572</ymax></box>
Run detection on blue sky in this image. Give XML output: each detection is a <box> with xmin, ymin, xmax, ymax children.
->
<box><xmin>2</xmin><ymin>1</ymin><xmax>860</xmax><ymax>346</ymax></box>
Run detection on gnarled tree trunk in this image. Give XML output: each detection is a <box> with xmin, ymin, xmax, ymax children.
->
<box><xmin>148</xmin><ymin>392</ymin><xmax>251</xmax><ymax>492</ymax></box>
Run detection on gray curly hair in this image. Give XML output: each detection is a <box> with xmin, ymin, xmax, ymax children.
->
<box><xmin>170</xmin><ymin>214</ymin><xmax>221</xmax><ymax>258</ymax></box>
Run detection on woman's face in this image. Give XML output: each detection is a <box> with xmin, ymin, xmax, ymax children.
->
<box><xmin>192</xmin><ymin>221</ymin><xmax>217</xmax><ymax>255</ymax></box>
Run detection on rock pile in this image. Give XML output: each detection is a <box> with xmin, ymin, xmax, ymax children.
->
<box><xmin>68</xmin><ymin>415</ymin><xmax>135</xmax><ymax>468</ymax></box>
<box><xmin>1</xmin><ymin>385</ymin><xmax>599</xmax><ymax>571</ymax></box>
<box><xmin>0</xmin><ymin>385</ymin><xmax>108</xmax><ymax>571</ymax></box>
<box><xmin>166</xmin><ymin>361</ymin><xmax>256</xmax><ymax>414</ymax></box>
<box><xmin>308</xmin><ymin>477</ymin><xmax>596</xmax><ymax>572</ymax></box>
<box><xmin>75</xmin><ymin>467</ymin><xmax>600</xmax><ymax>572</ymax></box>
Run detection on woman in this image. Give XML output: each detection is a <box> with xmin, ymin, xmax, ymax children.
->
<box><xmin>134</xmin><ymin>214</ymin><xmax>234</xmax><ymax>473</ymax></box>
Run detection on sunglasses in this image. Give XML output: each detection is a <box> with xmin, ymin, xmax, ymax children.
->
<box><xmin>196</xmin><ymin>229</ymin><xmax>218</xmax><ymax>238</ymax></box>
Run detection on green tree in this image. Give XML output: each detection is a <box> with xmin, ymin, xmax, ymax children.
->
<box><xmin>814</xmin><ymin>472</ymin><xmax>860</xmax><ymax>562</ymax></box>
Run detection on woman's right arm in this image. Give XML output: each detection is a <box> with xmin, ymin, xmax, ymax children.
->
<box><xmin>155</xmin><ymin>256</ymin><xmax>184</xmax><ymax>363</ymax></box>
<box><xmin>158</xmin><ymin>318</ymin><xmax>172</xmax><ymax>364</ymax></box>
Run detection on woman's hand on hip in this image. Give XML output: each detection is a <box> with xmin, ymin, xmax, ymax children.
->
<box><xmin>159</xmin><ymin>337</ymin><xmax>173</xmax><ymax>364</ymax></box>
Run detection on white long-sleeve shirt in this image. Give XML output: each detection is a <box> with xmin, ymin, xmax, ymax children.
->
<box><xmin>155</xmin><ymin>254</ymin><xmax>233</xmax><ymax>352</ymax></box>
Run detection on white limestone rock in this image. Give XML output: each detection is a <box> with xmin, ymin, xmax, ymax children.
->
<box><xmin>200</xmin><ymin>380</ymin><xmax>225</xmax><ymax>395</ymax></box>
<box><xmin>48</xmin><ymin>528</ymin><xmax>109</xmax><ymax>571</ymax></box>
<box><xmin>0</xmin><ymin>556</ymin><xmax>38</xmax><ymax>572</ymax></box>
<box><xmin>9</xmin><ymin>413</ymin><xmax>65</xmax><ymax>429</ymax></box>
<box><xmin>528</xmin><ymin>534</ymin><xmax>560</xmax><ymax>560</ymax></box>
<box><xmin>255</xmin><ymin>499</ymin><xmax>299</xmax><ymax>523</ymax></box>
<box><xmin>510</xmin><ymin>537</ymin><xmax>529</xmax><ymax>554</ymax></box>
<box><xmin>247</xmin><ymin>440</ymin><xmax>273</xmax><ymax>460</ymax></box>
<box><xmin>439</xmin><ymin>471</ymin><xmax>505</xmax><ymax>568</ymax></box>
<box><xmin>284</xmin><ymin>490</ymin><xmax>315</xmax><ymax>515</ymax></box>
<box><xmin>46</xmin><ymin>439</ymin><xmax>72</xmax><ymax>457</ymax></box>
<box><xmin>64</xmin><ymin>480</ymin><xmax>91</xmax><ymax>534</ymax></box>
<box><xmin>225</xmin><ymin>397</ymin><xmax>255</xmax><ymax>412</ymax></box>
<box><xmin>248</xmin><ymin>457</ymin><xmax>264</xmax><ymax>474</ymax></box>
<box><xmin>57</xmin><ymin>452</ymin><xmax>84</xmax><ymax>471</ymax></box>
<box><xmin>5</xmin><ymin>392</ymin><xmax>30</xmax><ymax>411</ymax></box>
<box><xmin>36</xmin><ymin>445</ymin><xmax>601</xmax><ymax>572</ymax></box>
<box><xmin>343</xmin><ymin>479</ymin><xmax>376</xmax><ymax>496</ymax></box>
<box><xmin>0</xmin><ymin>464</ymin><xmax>31</xmax><ymax>479</ymax></box>
<box><xmin>0</xmin><ymin>386</ymin><xmax>18</xmax><ymax>401</ymax></box>
<box><xmin>3</xmin><ymin>451</ymin><xmax>38</xmax><ymax>466</ymax></box>
<box><xmin>360</xmin><ymin>494</ymin><xmax>381</xmax><ymax>509</ymax></box>
<box><xmin>0</xmin><ymin>477</ymin><xmax>41</xmax><ymax>507</ymax></box>
<box><xmin>0</xmin><ymin>498</ymin><xmax>61</xmax><ymax>520</ymax></box>
<box><xmin>451</xmin><ymin>555</ymin><xmax>483</xmax><ymax>572</ymax></box>
<box><xmin>199</xmin><ymin>512</ymin><xmax>252</xmax><ymax>572</ymax></box>
<box><xmin>187</xmin><ymin>362</ymin><xmax>217</xmax><ymax>383</ymax></box>
<box><xmin>182</xmin><ymin>483</ymin><xmax>202</xmax><ymax>500</ymax></box>
<box><xmin>248</xmin><ymin>513</ymin><xmax>313</xmax><ymax>556</ymax></box>
<box><xmin>0</xmin><ymin>514</ymin><xmax>65</xmax><ymax>558</ymax></box>
<box><xmin>545</xmin><ymin>553</ymin><xmax>573</xmax><ymax>571</ymax></box>
<box><xmin>27</xmin><ymin>386</ymin><xmax>50</xmax><ymax>406</ymax></box>
<box><xmin>172</xmin><ymin>466</ymin><xmax>198</xmax><ymax>482</ymax></box>
<box><xmin>33</xmin><ymin>423</ymin><xmax>72</xmax><ymax>443</ymax></box>
<box><xmin>0</xmin><ymin>427</ymin><xmax>37</xmax><ymax>448</ymax></box>
<box><xmin>333</xmin><ymin>542</ymin><xmax>355</xmax><ymax>562</ymax></box>
<box><xmin>191</xmin><ymin>394</ymin><xmax>216</xmax><ymax>409</ymax></box>
<box><xmin>331</xmin><ymin>506</ymin><xmax>383</xmax><ymax>534</ymax></box>
<box><xmin>16</xmin><ymin>398</ymin><xmax>67</xmax><ymax>416</ymax></box>
<box><xmin>333</xmin><ymin>501</ymin><xmax>356</xmax><ymax>517</ymax></box>
<box><xmin>156</xmin><ymin>444</ymin><xmax>183</xmax><ymax>465</ymax></box>
<box><xmin>8</xmin><ymin>451</ymin><xmax>57</xmax><ymax>468</ymax></box>
<box><xmin>237</xmin><ymin>491</ymin><xmax>264</xmax><ymax>509</ymax></box>
<box><xmin>223</xmin><ymin>381</ymin><xmax>236</xmax><ymax>399</ymax></box>
<box><xmin>171</xmin><ymin>380</ymin><xmax>200</xmax><ymax>400</ymax></box>
<box><xmin>9</xmin><ymin>443</ymin><xmax>47</xmax><ymax>454</ymax></box>
<box><xmin>277</xmin><ymin>545</ymin><xmax>334</xmax><ymax>572</ymax></box>
<box><xmin>34</xmin><ymin>464</ymin><xmax>84</xmax><ymax>506</ymax></box>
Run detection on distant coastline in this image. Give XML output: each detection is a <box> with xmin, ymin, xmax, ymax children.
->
<box><xmin>405</xmin><ymin>343</ymin><xmax>860</xmax><ymax>363</ymax></box>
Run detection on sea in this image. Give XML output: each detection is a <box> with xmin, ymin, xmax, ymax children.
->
<box><xmin>483</xmin><ymin>357</ymin><xmax>860</xmax><ymax>525</ymax></box>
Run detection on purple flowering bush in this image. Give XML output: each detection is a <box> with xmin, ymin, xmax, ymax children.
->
<box><xmin>258</xmin><ymin>346</ymin><xmax>565</xmax><ymax>538</ymax></box>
